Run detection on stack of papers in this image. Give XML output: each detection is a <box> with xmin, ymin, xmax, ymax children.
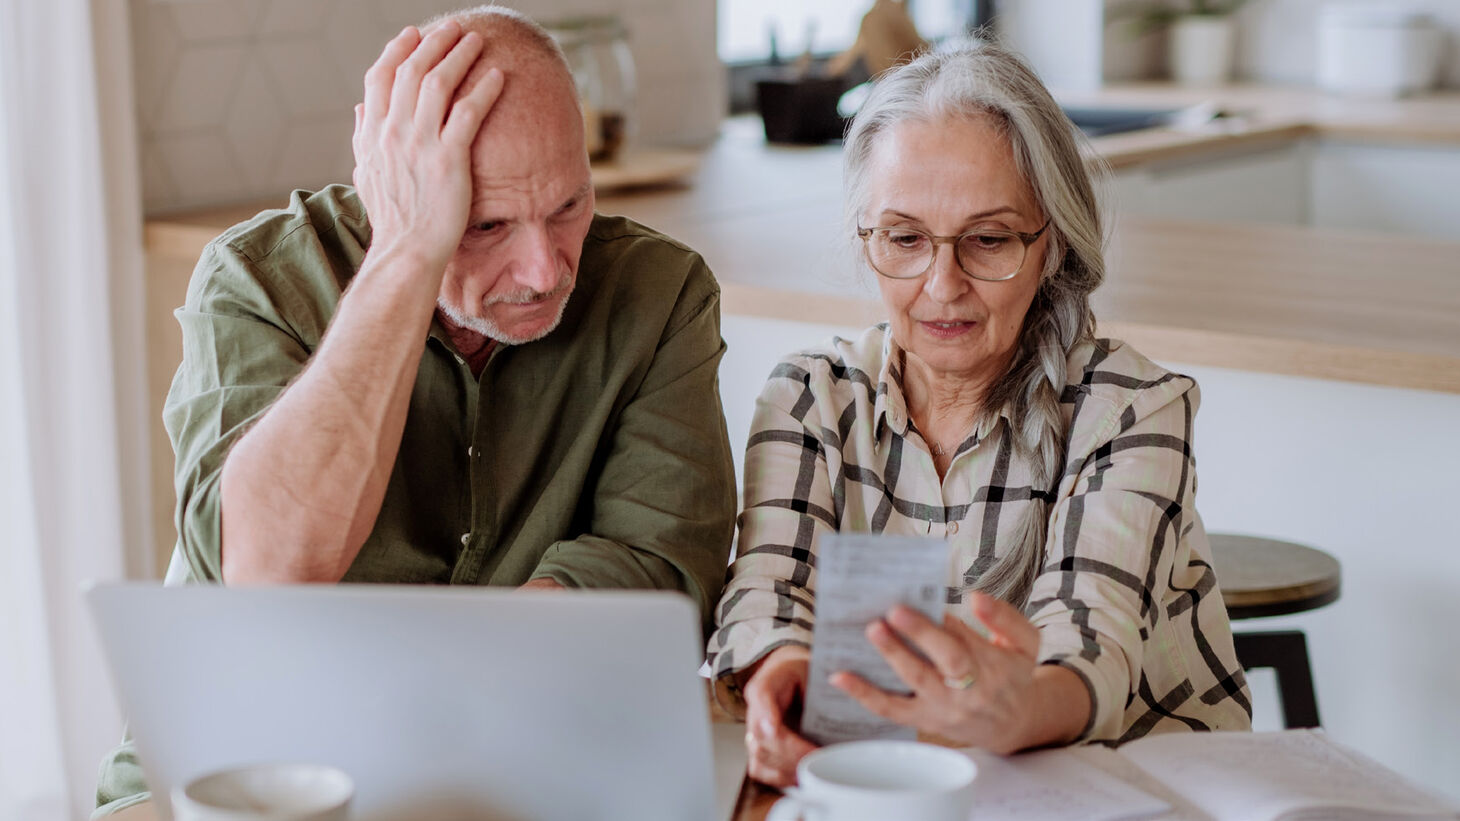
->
<box><xmin>965</xmin><ymin>730</ymin><xmax>1459</xmax><ymax>821</ymax></box>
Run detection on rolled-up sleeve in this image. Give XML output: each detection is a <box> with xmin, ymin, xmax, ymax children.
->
<box><xmin>1028</xmin><ymin>376</ymin><xmax>1221</xmax><ymax>741</ymax></box>
<box><xmin>706</xmin><ymin>358</ymin><xmax>839</xmax><ymax>700</ymax></box>
<box><xmin>164</xmin><ymin>240</ymin><xmax>317</xmax><ymax>582</ymax></box>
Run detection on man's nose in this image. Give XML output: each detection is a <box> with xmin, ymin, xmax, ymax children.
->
<box><xmin>514</xmin><ymin>225</ymin><xmax>561</xmax><ymax>294</ymax></box>
<box><xmin>923</xmin><ymin>243</ymin><xmax>969</xmax><ymax>304</ymax></box>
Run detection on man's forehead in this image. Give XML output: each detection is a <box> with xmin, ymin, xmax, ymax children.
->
<box><xmin>464</xmin><ymin>53</ymin><xmax>583</xmax><ymax>150</ymax></box>
<box><xmin>468</xmin><ymin>174</ymin><xmax>592</xmax><ymax>216</ymax></box>
<box><xmin>465</xmin><ymin>89</ymin><xmax>587</xmax><ymax>210</ymax></box>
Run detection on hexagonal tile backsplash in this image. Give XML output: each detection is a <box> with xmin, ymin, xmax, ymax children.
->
<box><xmin>134</xmin><ymin>0</ymin><xmax>725</xmax><ymax>213</ymax></box>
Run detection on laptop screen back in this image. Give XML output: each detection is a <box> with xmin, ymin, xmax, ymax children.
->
<box><xmin>86</xmin><ymin>584</ymin><xmax>720</xmax><ymax>821</ymax></box>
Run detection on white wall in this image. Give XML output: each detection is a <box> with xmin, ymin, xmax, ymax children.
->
<box><xmin>1311</xmin><ymin>141</ymin><xmax>1460</xmax><ymax>240</ymax></box>
<box><xmin>1001</xmin><ymin>0</ymin><xmax>1168</xmax><ymax>89</ymax></box>
<box><xmin>130</xmin><ymin>0</ymin><xmax>725</xmax><ymax>213</ymax></box>
<box><xmin>1232</xmin><ymin>0</ymin><xmax>1460</xmax><ymax>87</ymax></box>
<box><xmin>720</xmin><ymin>313</ymin><xmax>1460</xmax><ymax>804</ymax></box>
<box><xmin>1091</xmin><ymin>0</ymin><xmax>1459</xmax><ymax>88</ymax></box>
<box><xmin>1000</xmin><ymin>0</ymin><xmax>1108</xmax><ymax>91</ymax></box>
<box><xmin>1176</xmin><ymin>362</ymin><xmax>1460</xmax><ymax>804</ymax></box>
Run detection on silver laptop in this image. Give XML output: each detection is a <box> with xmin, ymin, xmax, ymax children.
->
<box><xmin>86</xmin><ymin>583</ymin><xmax>747</xmax><ymax>821</ymax></box>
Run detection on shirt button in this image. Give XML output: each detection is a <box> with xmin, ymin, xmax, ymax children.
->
<box><xmin>467</xmin><ymin>446</ymin><xmax>475</xmax><ymax>458</ymax></box>
<box><xmin>454</xmin><ymin>354</ymin><xmax>466</xmax><ymax>366</ymax></box>
<box><xmin>947</xmin><ymin>521</ymin><xmax>960</xmax><ymax>536</ymax></box>
<box><xmin>459</xmin><ymin>532</ymin><xmax>471</xmax><ymax>546</ymax></box>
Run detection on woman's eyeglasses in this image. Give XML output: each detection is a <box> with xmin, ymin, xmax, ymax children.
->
<box><xmin>856</xmin><ymin>218</ymin><xmax>1051</xmax><ymax>282</ymax></box>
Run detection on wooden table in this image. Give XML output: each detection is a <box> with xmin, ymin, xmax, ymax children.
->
<box><xmin>710</xmin><ymin>686</ymin><xmax>777</xmax><ymax>821</ymax></box>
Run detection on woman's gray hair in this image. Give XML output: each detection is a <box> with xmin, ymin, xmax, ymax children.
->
<box><xmin>844</xmin><ymin>42</ymin><xmax>1106</xmax><ymax>609</ymax></box>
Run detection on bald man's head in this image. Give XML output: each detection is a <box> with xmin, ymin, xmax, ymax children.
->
<box><xmin>422</xmin><ymin>6</ymin><xmax>582</xmax><ymax>139</ymax></box>
<box><xmin>426</xmin><ymin>6</ymin><xmax>568</xmax><ymax>67</ymax></box>
<box><xmin>420</xmin><ymin>7</ymin><xmax>596</xmax><ymax>348</ymax></box>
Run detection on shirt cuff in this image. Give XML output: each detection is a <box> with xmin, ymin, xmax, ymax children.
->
<box><xmin>707</xmin><ymin>635</ymin><xmax>811</xmax><ymax>716</ymax></box>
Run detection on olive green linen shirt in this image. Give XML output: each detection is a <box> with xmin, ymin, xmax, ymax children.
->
<box><xmin>94</xmin><ymin>184</ymin><xmax>737</xmax><ymax>816</ymax></box>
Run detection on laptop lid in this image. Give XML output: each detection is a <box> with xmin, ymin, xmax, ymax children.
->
<box><xmin>86</xmin><ymin>583</ymin><xmax>727</xmax><ymax>821</ymax></box>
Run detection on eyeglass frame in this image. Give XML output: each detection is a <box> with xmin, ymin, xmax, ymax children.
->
<box><xmin>855</xmin><ymin>217</ymin><xmax>1053</xmax><ymax>282</ymax></box>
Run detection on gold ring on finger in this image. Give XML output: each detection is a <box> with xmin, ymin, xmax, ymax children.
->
<box><xmin>943</xmin><ymin>673</ymin><xmax>976</xmax><ymax>690</ymax></box>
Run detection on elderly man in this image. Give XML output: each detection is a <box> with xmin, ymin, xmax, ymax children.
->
<box><xmin>94</xmin><ymin>7</ymin><xmax>736</xmax><ymax>815</ymax></box>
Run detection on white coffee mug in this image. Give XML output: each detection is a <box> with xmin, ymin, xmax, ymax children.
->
<box><xmin>766</xmin><ymin>740</ymin><xmax>977</xmax><ymax>821</ymax></box>
<box><xmin>171</xmin><ymin>763</ymin><xmax>353</xmax><ymax>821</ymax></box>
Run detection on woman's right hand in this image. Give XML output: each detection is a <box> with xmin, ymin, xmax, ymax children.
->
<box><xmin>743</xmin><ymin>645</ymin><xmax>819</xmax><ymax>787</ymax></box>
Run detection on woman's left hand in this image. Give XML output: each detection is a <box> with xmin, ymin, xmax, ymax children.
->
<box><xmin>830</xmin><ymin>592</ymin><xmax>1070</xmax><ymax>754</ymax></box>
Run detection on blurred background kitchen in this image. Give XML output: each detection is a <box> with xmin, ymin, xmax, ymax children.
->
<box><xmin>128</xmin><ymin>0</ymin><xmax>1460</xmax><ymax>212</ymax></box>
<box><xmin>3</xmin><ymin>2</ymin><xmax>1457</xmax><ymax>819</ymax></box>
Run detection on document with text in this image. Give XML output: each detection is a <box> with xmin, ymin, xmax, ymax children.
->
<box><xmin>799</xmin><ymin>532</ymin><xmax>949</xmax><ymax>746</ymax></box>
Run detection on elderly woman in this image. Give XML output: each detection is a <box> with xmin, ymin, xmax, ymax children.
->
<box><xmin>706</xmin><ymin>43</ymin><xmax>1252</xmax><ymax>787</ymax></box>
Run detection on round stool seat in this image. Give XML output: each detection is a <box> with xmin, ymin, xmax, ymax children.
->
<box><xmin>1208</xmin><ymin>533</ymin><xmax>1342</xmax><ymax>620</ymax></box>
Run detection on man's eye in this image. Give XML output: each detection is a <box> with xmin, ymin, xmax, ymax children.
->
<box><xmin>555</xmin><ymin>198</ymin><xmax>581</xmax><ymax>217</ymax></box>
<box><xmin>474</xmin><ymin>221</ymin><xmax>502</xmax><ymax>233</ymax></box>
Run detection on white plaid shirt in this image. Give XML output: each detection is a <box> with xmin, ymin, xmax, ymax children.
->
<box><xmin>707</xmin><ymin>325</ymin><xmax>1252</xmax><ymax>742</ymax></box>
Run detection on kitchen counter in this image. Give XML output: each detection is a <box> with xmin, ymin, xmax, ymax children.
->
<box><xmin>1065</xmin><ymin>82</ymin><xmax>1460</xmax><ymax>169</ymax></box>
<box><xmin>144</xmin><ymin>91</ymin><xmax>1460</xmax><ymax>398</ymax></box>
<box><xmin>589</xmin><ymin>116</ymin><xmax>1460</xmax><ymax>394</ymax></box>
<box><xmin>702</xmin><ymin>219</ymin><xmax>1460</xmax><ymax>395</ymax></box>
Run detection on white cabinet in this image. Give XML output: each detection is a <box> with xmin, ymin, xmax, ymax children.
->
<box><xmin>1110</xmin><ymin>138</ymin><xmax>1460</xmax><ymax>242</ymax></box>
<box><xmin>1311</xmin><ymin>141</ymin><xmax>1460</xmax><ymax>241</ymax></box>
<box><xmin>1109</xmin><ymin>143</ymin><xmax>1309</xmax><ymax>225</ymax></box>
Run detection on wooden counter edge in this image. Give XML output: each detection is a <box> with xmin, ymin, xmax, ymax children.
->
<box><xmin>1096</xmin><ymin>123</ymin><xmax>1316</xmax><ymax>171</ymax></box>
<box><xmin>719</xmin><ymin>282</ymin><xmax>1460</xmax><ymax>396</ymax></box>
<box><xmin>1098</xmin><ymin>321</ymin><xmax>1460</xmax><ymax>395</ymax></box>
<box><xmin>1096</xmin><ymin>121</ymin><xmax>1460</xmax><ymax>171</ymax></box>
<box><xmin>142</xmin><ymin>227</ymin><xmax>1460</xmax><ymax>395</ymax></box>
<box><xmin>143</xmin><ymin>222</ymin><xmax>229</xmax><ymax>261</ymax></box>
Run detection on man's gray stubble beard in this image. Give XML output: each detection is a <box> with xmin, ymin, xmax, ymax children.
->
<box><xmin>437</xmin><ymin>279</ymin><xmax>574</xmax><ymax>346</ymax></box>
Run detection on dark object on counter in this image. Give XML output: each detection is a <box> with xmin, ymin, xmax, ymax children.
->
<box><xmin>969</xmin><ymin>0</ymin><xmax>997</xmax><ymax>35</ymax></box>
<box><xmin>592</xmin><ymin>112</ymin><xmax>626</xmax><ymax>163</ymax></box>
<box><xmin>756</xmin><ymin>77</ymin><xmax>850</xmax><ymax>144</ymax></box>
<box><xmin>1061</xmin><ymin>105</ymin><xmax>1180</xmax><ymax>137</ymax></box>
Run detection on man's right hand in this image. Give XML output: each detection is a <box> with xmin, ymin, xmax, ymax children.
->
<box><xmin>351</xmin><ymin>22</ymin><xmax>505</xmax><ymax>276</ymax></box>
<box><xmin>221</xmin><ymin>23</ymin><xmax>503</xmax><ymax>585</ymax></box>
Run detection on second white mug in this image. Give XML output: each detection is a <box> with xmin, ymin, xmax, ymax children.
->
<box><xmin>171</xmin><ymin>762</ymin><xmax>353</xmax><ymax>821</ymax></box>
<box><xmin>766</xmin><ymin>740</ymin><xmax>977</xmax><ymax>821</ymax></box>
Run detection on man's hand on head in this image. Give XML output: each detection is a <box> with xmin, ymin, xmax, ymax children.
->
<box><xmin>351</xmin><ymin>21</ymin><xmax>504</xmax><ymax>277</ymax></box>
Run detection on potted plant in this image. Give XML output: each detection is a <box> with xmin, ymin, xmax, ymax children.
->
<box><xmin>1114</xmin><ymin>0</ymin><xmax>1251</xmax><ymax>86</ymax></box>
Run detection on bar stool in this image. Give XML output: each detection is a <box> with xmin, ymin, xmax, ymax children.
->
<box><xmin>1208</xmin><ymin>533</ymin><xmax>1342</xmax><ymax>729</ymax></box>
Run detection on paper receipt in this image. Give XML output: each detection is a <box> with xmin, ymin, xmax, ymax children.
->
<box><xmin>799</xmin><ymin>533</ymin><xmax>950</xmax><ymax>746</ymax></box>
